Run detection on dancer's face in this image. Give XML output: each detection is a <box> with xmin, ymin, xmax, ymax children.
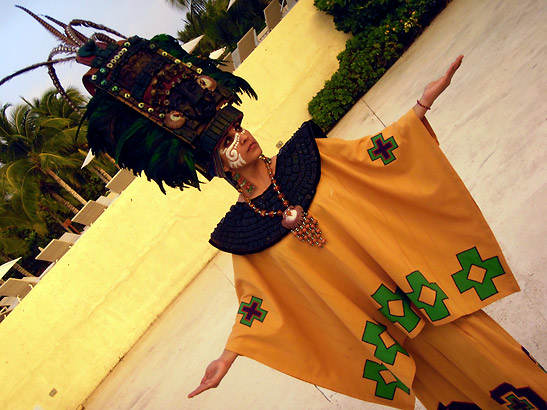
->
<box><xmin>218</xmin><ymin>124</ymin><xmax>262</xmax><ymax>171</ymax></box>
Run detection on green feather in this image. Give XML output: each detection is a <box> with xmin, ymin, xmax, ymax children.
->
<box><xmin>84</xmin><ymin>90</ymin><xmax>200</xmax><ymax>194</ymax></box>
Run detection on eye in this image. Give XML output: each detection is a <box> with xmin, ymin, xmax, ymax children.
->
<box><xmin>223</xmin><ymin>136</ymin><xmax>233</xmax><ymax>147</ymax></box>
<box><xmin>234</xmin><ymin>125</ymin><xmax>242</xmax><ymax>132</ymax></box>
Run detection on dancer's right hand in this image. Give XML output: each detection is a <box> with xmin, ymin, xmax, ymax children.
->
<box><xmin>188</xmin><ymin>349</ymin><xmax>239</xmax><ymax>398</ymax></box>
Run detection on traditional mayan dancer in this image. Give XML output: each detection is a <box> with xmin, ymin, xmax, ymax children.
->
<box><xmin>3</xmin><ymin>7</ymin><xmax>546</xmax><ymax>410</ymax></box>
<box><xmin>187</xmin><ymin>56</ymin><xmax>547</xmax><ymax>409</ymax></box>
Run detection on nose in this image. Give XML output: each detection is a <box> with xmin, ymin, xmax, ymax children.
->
<box><xmin>238</xmin><ymin>129</ymin><xmax>248</xmax><ymax>143</ymax></box>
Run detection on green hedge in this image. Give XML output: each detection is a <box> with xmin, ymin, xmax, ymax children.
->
<box><xmin>313</xmin><ymin>0</ymin><xmax>402</xmax><ymax>34</ymax></box>
<box><xmin>309</xmin><ymin>0</ymin><xmax>448</xmax><ymax>131</ymax></box>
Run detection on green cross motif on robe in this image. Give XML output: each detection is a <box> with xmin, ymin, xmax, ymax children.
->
<box><xmin>452</xmin><ymin>247</ymin><xmax>505</xmax><ymax>301</ymax></box>
<box><xmin>362</xmin><ymin>321</ymin><xmax>409</xmax><ymax>365</ymax></box>
<box><xmin>363</xmin><ymin>360</ymin><xmax>410</xmax><ymax>400</ymax></box>
<box><xmin>405</xmin><ymin>270</ymin><xmax>450</xmax><ymax>322</ymax></box>
<box><xmin>238</xmin><ymin>296</ymin><xmax>268</xmax><ymax>327</ymax></box>
<box><xmin>368</xmin><ymin>133</ymin><xmax>399</xmax><ymax>165</ymax></box>
<box><xmin>372</xmin><ymin>285</ymin><xmax>421</xmax><ymax>333</ymax></box>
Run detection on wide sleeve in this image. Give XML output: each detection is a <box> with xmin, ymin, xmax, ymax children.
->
<box><xmin>224</xmin><ymin>252</ymin><xmax>418</xmax><ymax>410</ymax></box>
<box><xmin>314</xmin><ymin>108</ymin><xmax>520</xmax><ymax>322</ymax></box>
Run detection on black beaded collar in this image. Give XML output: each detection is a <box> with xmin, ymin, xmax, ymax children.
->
<box><xmin>209</xmin><ymin>120</ymin><xmax>326</xmax><ymax>255</ymax></box>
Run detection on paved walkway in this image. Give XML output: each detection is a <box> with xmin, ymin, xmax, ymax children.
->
<box><xmin>84</xmin><ymin>0</ymin><xmax>546</xmax><ymax>408</ymax></box>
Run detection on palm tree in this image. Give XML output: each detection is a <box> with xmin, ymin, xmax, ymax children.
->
<box><xmin>177</xmin><ymin>0</ymin><xmax>269</xmax><ymax>57</ymax></box>
<box><xmin>0</xmin><ymin>194</ymin><xmax>38</xmax><ymax>278</ymax></box>
<box><xmin>28</xmin><ymin>90</ymin><xmax>115</xmax><ymax>188</ymax></box>
<box><xmin>0</xmin><ymin>96</ymin><xmax>88</xmax><ymax>225</ymax></box>
<box><xmin>0</xmin><ymin>237</ymin><xmax>34</xmax><ymax>278</ymax></box>
<box><xmin>0</xmin><ymin>89</ymin><xmax>115</xmax><ymax>276</ymax></box>
<box><xmin>48</xmin><ymin>190</ymin><xmax>79</xmax><ymax>214</ymax></box>
<box><xmin>0</xmin><ymin>179</ymin><xmax>48</xmax><ymax>236</ymax></box>
<box><xmin>1</xmin><ymin>88</ymin><xmax>117</xmax><ymax>225</ymax></box>
<box><xmin>26</xmin><ymin>87</ymin><xmax>88</xmax><ymax>147</ymax></box>
<box><xmin>165</xmin><ymin>0</ymin><xmax>207</xmax><ymax>18</ymax></box>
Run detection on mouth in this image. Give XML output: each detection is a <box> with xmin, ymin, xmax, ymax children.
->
<box><xmin>248</xmin><ymin>142</ymin><xmax>257</xmax><ymax>152</ymax></box>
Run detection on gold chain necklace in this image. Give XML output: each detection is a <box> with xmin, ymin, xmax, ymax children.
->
<box><xmin>239</xmin><ymin>155</ymin><xmax>326</xmax><ymax>248</ymax></box>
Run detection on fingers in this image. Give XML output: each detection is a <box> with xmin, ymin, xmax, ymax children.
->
<box><xmin>188</xmin><ymin>372</ymin><xmax>219</xmax><ymax>398</ymax></box>
<box><xmin>188</xmin><ymin>381</ymin><xmax>213</xmax><ymax>398</ymax></box>
<box><xmin>445</xmin><ymin>55</ymin><xmax>464</xmax><ymax>81</ymax></box>
<box><xmin>188</xmin><ymin>362</ymin><xmax>224</xmax><ymax>398</ymax></box>
<box><xmin>188</xmin><ymin>376</ymin><xmax>221</xmax><ymax>398</ymax></box>
<box><xmin>451</xmin><ymin>55</ymin><xmax>464</xmax><ymax>68</ymax></box>
<box><xmin>187</xmin><ymin>353</ymin><xmax>236</xmax><ymax>399</ymax></box>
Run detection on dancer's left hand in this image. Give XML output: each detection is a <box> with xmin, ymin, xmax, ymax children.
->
<box><xmin>415</xmin><ymin>55</ymin><xmax>464</xmax><ymax>118</ymax></box>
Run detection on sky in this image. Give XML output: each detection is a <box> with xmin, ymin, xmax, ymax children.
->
<box><xmin>0</xmin><ymin>0</ymin><xmax>190</xmax><ymax>109</ymax></box>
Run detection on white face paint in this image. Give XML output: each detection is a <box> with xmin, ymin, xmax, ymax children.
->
<box><xmin>221</xmin><ymin>130</ymin><xmax>247</xmax><ymax>169</ymax></box>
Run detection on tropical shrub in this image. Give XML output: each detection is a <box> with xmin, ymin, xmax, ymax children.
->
<box><xmin>313</xmin><ymin>0</ymin><xmax>401</xmax><ymax>34</ymax></box>
<box><xmin>310</xmin><ymin>0</ymin><xmax>448</xmax><ymax>131</ymax></box>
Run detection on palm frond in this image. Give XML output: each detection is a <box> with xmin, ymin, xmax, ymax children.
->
<box><xmin>20</xmin><ymin>166</ymin><xmax>41</xmax><ymax>221</ymax></box>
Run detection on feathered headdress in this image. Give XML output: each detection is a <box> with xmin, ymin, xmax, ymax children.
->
<box><xmin>0</xmin><ymin>6</ymin><xmax>257</xmax><ymax>193</ymax></box>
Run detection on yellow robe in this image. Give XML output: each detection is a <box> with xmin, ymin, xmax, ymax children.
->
<box><xmin>223</xmin><ymin>109</ymin><xmax>520</xmax><ymax>409</ymax></box>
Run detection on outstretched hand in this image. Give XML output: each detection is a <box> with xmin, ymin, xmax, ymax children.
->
<box><xmin>188</xmin><ymin>349</ymin><xmax>238</xmax><ymax>398</ymax></box>
<box><xmin>415</xmin><ymin>55</ymin><xmax>464</xmax><ymax>118</ymax></box>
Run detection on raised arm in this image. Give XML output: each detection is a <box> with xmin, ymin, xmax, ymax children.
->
<box><xmin>188</xmin><ymin>349</ymin><xmax>239</xmax><ymax>398</ymax></box>
<box><xmin>414</xmin><ymin>55</ymin><xmax>464</xmax><ymax>119</ymax></box>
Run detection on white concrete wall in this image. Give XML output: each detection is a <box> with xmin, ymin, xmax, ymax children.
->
<box><xmin>0</xmin><ymin>1</ymin><xmax>350</xmax><ymax>409</ymax></box>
